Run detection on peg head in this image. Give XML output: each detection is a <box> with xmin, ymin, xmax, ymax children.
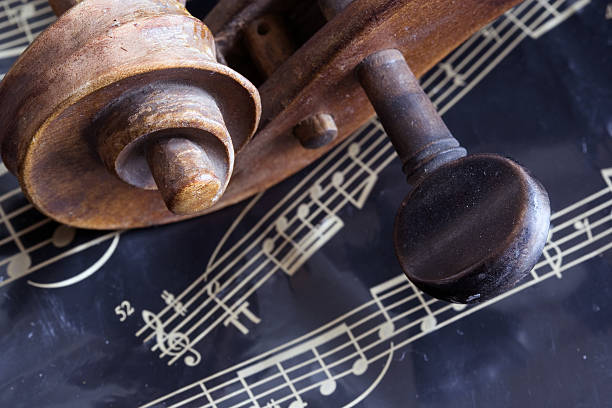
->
<box><xmin>394</xmin><ymin>154</ymin><xmax>550</xmax><ymax>303</ymax></box>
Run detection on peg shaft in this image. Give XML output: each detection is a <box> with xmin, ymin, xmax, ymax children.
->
<box><xmin>146</xmin><ymin>138</ymin><xmax>222</xmax><ymax>215</ymax></box>
<box><xmin>358</xmin><ymin>49</ymin><xmax>466</xmax><ymax>184</ymax></box>
<box><xmin>357</xmin><ymin>48</ymin><xmax>550</xmax><ymax>303</ymax></box>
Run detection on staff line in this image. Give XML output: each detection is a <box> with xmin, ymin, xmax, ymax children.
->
<box><xmin>156</xmin><ymin>134</ymin><xmax>606</xmax><ymax>362</ymax></box>
<box><xmin>207</xmin><ymin>122</ymin><xmax>382</xmax><ymax>274</ymax></box>
<box><xmin>139</xmin><ymin>0</ymin><xmax>595</xmax><ymax>403</ymax></box>
<box><xmin>136</xmin><ymin>124</ymin><xmax>385</xmax><ymax>338</ymax></box>
<box><xmin>543</xmin><ymin>207</ymin><xmax>611</xmax><ymax>249</ymax></box>
<box><xmin>158</xmin><ymin>144</ymin><xmax>400</xmax><ymax>359</ymax></box>
<box><xmin>0</xmin><ymin>218</ymin><xmax>51</xmax><ymax>247</ymax></box>
<box><xmin>0</xmin><ymin>231</ymin><xmax>120</xmax><ymax>288</ymax></box>
<box><xmin>201</xmin><ymin>232</ymin><xmax>611</xmax><ymax>408</ymax></box>
<box><xmin>550</xmin><ymin>199</ymin><xmax>612</xmax><ymax>233</ymax></box>
<box><xmin>551</xmin><ymin>188</ymin><xmax>611</xmax><ymax>221</ymax></box>
<box><xmin>429</xmin><ymin>0</ymin><xmax>545</xmax><ymax>106</ymax></box>
<box><xmin>238</xmin><ymin>229</ymin><xmax>612</xmax><ymax>408</ymax></box>
<box><xmin>148</xmin><ymin>10</ymin><xmax>539</xmax><ymax>338</ymax></box>
<box><xmin>144</xmin><ymin>127</ymin><xmax>389</xmax><ymax>344</ymax></box>
<box><xmin>432</xmin><ymin>0</ymin><xmax>560</xmax><ymax>110</ymax></box>
<box><xmin>421</xmin><ymin>0</ymin><xmax>532</xmax><ymax>97</ymax></box>
<box><xmin>165</xmin><ymin>224</ymin><xmax>612</xmax><ymax>408</ymax></box>
<box><xmin>0</xmin><ymin>200</ymin><xmax>25</xmax><ymax>252</ymax></box>
<box><xmin>534</xmin><ymin>223</ymin><xmax>612</xmax><ymax>271</ymax></box>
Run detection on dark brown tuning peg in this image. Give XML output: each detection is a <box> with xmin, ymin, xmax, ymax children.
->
<box><xmin>358</xmin><ymin>49</ymin><xmax>551</xmax><ymax>303</ymax></box>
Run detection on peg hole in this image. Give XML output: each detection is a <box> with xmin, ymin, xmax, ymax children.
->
<box><xmin>257</xmin><ymin>22</ymin><xmax>270</xmax><ymax>36</ymax></box>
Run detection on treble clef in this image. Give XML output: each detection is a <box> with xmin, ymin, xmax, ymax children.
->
<box><xmin>141</xmin><ymin>310</ymin><xmax>202</xmax><ymax>367</ymax></box>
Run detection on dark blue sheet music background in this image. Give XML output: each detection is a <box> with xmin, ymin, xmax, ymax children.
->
<box><xmin>0</xmin><ymin>1</ymin><xmax>611</xmax><ymax>407</ymax></box>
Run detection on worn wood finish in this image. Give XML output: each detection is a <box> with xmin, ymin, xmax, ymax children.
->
<box><xmin>146</xmin><ymin>138</ymin><xmax>224</xmax><ymax>216</ymax></box>
<box><xmin>357</xmin><ymin>49</ymin><xmax>550</xmax><ymax>303</ymax></box>
<box><xmin>358</xmin><ymin>49</ymin><xmax>466</xmax><ymax>185</ymax></box>
<box><xmin>48</xmin><ymin>0</ymin><xmax>81</xmax><ymax>15</ymax></box>
<box><xmin>0</xmin><ymin>0</ymin><xmax>260</xmax><ymax>227</ymax></box>
<box><xmin>93</xmin><ymin>80</ymin><xmax>236</xmax><ymax>214</ymax></box>
<box><xmin>293</xmin><ymin>113</ymin><xmax>338</xmax><ymax>149</ymax></box>
<box><xmin>244</xmin><ymin>15</ymin><xmax>295</xmax><ymax>78</ymax></box>
<box><xmin>203</xmin><ymin>0</ymin><xmax>523</xmax><ymax>221</ymax></box>
<box><xmin>318</xmin><ymin>0</ymin><xmax>354</xmax><ymax>20</ymax></box>
<box><xmin>49</xmin><ymin>0</ymin><xmax>187</xmax><ymax>15</ymax></box>
<box><xmin>0</xmin><ymin>0</ymin><xmax>520</xmax><ymax>229</ymax></box>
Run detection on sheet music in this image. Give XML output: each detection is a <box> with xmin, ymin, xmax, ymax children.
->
<box><xmin>143</xmin><ymin>168</ymin><xmax>612</xmax><ymax>407</ymax></box>
<box><xmin>0</xmin><ymin>0</ymin><xmax>608</xmax><ymax>407</ymax></box>
<box><xmin>125</xmin><ymin>0</ymin><xmax>598</xmax><ymax>370</ymax></box>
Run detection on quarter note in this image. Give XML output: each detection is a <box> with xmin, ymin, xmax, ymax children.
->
<box><xmin>574</xmin><ymin>217</ymin><xmax>594</xmax><ymax>241</ymax></box>
<box><xmin>369</xmin><ymin>276</ymin><xmax>406</xmax><ymax>339</ymax></box>
<box><xmin>345</xmin><ymin>326</ymin><xmax>368</xmax><ymax>376</ymax></box>
<box><xmin>312</xmin><ymin>348</ymin><xmax>336</xmax><ymax>396</ymax></box>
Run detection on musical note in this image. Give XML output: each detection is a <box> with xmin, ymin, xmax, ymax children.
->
<box><xmin>7</xmin><ymin>252</ymin><xmax>31</xmax><ymax>279</ymax></box>
<box><xmin>161</xmin><ymin>290</ymin><xmax>188</xmax><ymax>316</ymax></box>
<box><xmin>139</xmin><ymin>2</ymin><xmax>598</xmax><ymax>404</ymax></box>
<box><xmin>240</xmin><ymin>376</ymin><xmax>261</xmax><ymax>408</ymax></box>
<box><xmin>452</xmin><ymin>303</ymin><xmax>467</xmax><ymax>312</ymax></box>
<box><xmin>263</xmin><ymin>193</ymin><xmax>344</xmax><ymax>276</ymax></box>
<box><xmin>574</xmin><ymin>217</ymin><xmax>594</xmax><ymax>241</ymax></box>
<box><xmin>420</xmin><ymin>315</ymin><xmax>437</xmax><ymax>333</ymax></box>
<box><xmin>309</xmin><ymin>183</ymin><xmax>345</xmax><ymax>233</ymax></box>
<box><xmin>141</xmin><ymin>310</ymin><xmax>201</xmax><ymax>367</ymax></box>
<box><xmin>406</xmin><ymin>280</ymin><xmax>438</xmax><ymax>332</ymax></box>
<box><xmin>277</xmin><ymin>362</ymin><xmax>308</xmax><ymax>408</ymax></box>
<box><xmin>202</xmin><ymin>280</ymin><xmax>261</xmax><ymax>335</ymax></box>
<box><xmin>312</xmin><ymin>348</ymin><xmax>337</xmax><ymax>396</ymax></box>
<box><xmin>51</xmin><ymin>225</ymin><xmax>76</xmax><ymax>248</ymax></box>
<box><xmin>223</xmin><ymin>301</ymin><xmax>261</xmax><ymax>335</ymax></box>
<box><xmin>334</xmin><ymin>143</ymin><xmax>379</xmax><ymax>210</ymax></box>
<box><xmin>5</xmin><ymin>2</ymin><xmax>36</xmax><ymax>42</ymax></box>
<box><xmin>238</xmin><ymin>322</ymin><xmax>368</xmax><ymax>408</ymax></box>
<box><xmin>439</xmin><ymin>62</ymin><xmax>466</xmax><ymax>87</ymax></box>
<box><xmin>345</xmin><ymin>326</ymin><xmax>368</xmax><ymax>376</ymax></box>
<box><xmin>369</xmin><ymin>276</ymin><xmax>407</xmax><ymax>339</ymax></box>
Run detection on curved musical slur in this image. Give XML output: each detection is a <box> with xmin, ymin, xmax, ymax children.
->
<box><xmin>358</xmin><ymin>49</ymin><xmax>550</xmax><ymax>303</ymax></box>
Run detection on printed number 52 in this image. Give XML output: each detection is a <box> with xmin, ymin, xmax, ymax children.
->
<box><xmin>115</xmin><ymin>301</ymin><xmax>135</xmax><ymax>322</ymax></box>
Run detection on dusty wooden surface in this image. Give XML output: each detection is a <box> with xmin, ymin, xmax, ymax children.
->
<box><xmin>205</xmin><ymin>0</ymin><xmax>523</xmax><ymax>222</ymax></box>
<box><xmin>0</xmin><ymin>0</ymin><xmax>520</xmax><ymax>229</ymax></box>
<box><xmin>355</xmin><ymin>49</ymin><xmax>550</xmax><ymax>303</ymax></box>
<box><xmin>0</xmin><ymin>0</ymin><xmax>260</xmax><ymax>228</ymax></box>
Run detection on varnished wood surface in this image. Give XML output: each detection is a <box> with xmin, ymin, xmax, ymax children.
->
<box><xmin>0</xmin><ymin>0</ymin><xmax>260</xmax><ymax>228</ymax></box>
<box><xmin>0</xmin><ymin>0</ymin><xmax>520</xmax><ymax>229</ymax></box>
<box><xmin>204</xmin><ymin>0</ymin><xmax>523</xmax><ymax>221</ymax></box>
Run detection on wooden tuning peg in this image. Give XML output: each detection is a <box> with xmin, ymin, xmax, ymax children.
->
<box><xmin>0</xmin><ymin>0</ymin><xmax>260</xmax><ymax>227</ymax></box>
<box><xmin>358</xmin><ymin>49</ymin><xmax>551</xmax><ymax>303</ymax></box>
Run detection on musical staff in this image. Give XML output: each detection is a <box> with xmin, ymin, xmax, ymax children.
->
<box><xmin>134</xmin><ymin>0</ymin><xmax>593</xmax><ymax>368</ymax></box>
<box><xmin>0</xmin><ymin>182</ymin><xmax>120</xmax><ymax>288</ymax></box>
<box><xmin>0</xmin><ymin>0</ymin><xmax>121</xmax><ymax>290</ymax></box>
<box><xmin>369</xmin><ymin>276</ymin><xmax>405</xmax><ymax>340</ymax></box>
<box><xmin>0</xmin><ymin>0</ymin><xmax>602</xmax><ymax>406</ymax></box>
<box><xmin>143</xmin><ymin>168</ymin><xmax>612</xmax><ymax>407</ymax></box>
<box><xmin>135</xmin><ymin>122</ymin><xmax>389</xmax><ymax>366</ymax></box>
<box><xmin>0</xmin><ymin>0</ymin><xmax>55</xmax><ymax>59</ymax></box>
<box><xmin>141</xmin><ymin>310</ymin><xmax>202</xmax><ymax>367</ymax></box>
